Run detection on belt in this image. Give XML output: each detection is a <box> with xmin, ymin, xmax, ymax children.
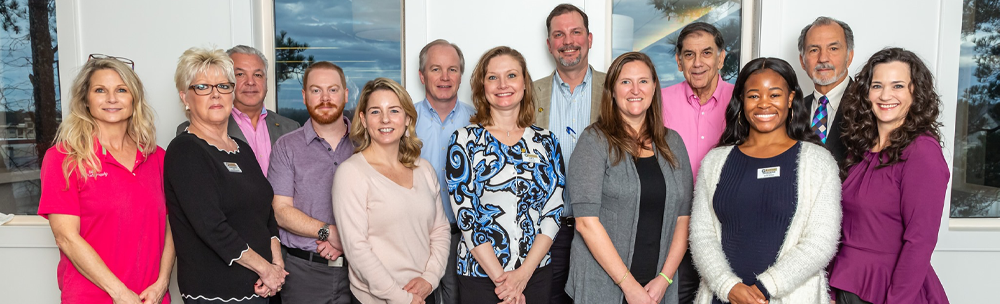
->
<box><xmin>283</xmin><ymin>245</ymin><xmax>347</xmax><ymax>265</ymax></box>
<box><xmin>561</xmin><ymin>216</ymin><xmax>575</xmax><ymax>227</ymax></box>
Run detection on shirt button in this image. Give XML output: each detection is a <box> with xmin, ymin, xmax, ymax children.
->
<box><xmin>700</xmin><ymin>136</ymin><xmax>705</xmax><ymax>139</ymax></box>
<box><xmin>701</xmin><ymin>112</ymin><xmax>705</xmax><ymax>115</ymax></box>
<box><xmin>328</xmin><ymin>148</ymin><xmax>332</xmax><ymax>151</ymax></box>
<box><xmin>335</xmin><ymin>162</ymin><xmax>339</xmax><ymax>165</ymax></box>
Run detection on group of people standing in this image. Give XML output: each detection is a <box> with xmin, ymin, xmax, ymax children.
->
<box><xmin>37</xmin><ymin>3</ymin><xmax>951</xmax><ymax>304</ymax></box>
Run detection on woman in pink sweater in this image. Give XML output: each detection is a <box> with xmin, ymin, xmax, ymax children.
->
<box><xmin>332</xmin><ymin>78</ymin><xmax>451</xmax><ymax>304</ymax></box>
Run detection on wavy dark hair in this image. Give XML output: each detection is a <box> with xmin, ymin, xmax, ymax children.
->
<box><xmin>720</xmin><ymin>57</ymin><xmax>819</xmax><ymax>146</ymax></box>
<box><xmin>592</xmin><ymin>52</ymin><xmax>676</xmax><ymax>167</ymax></box>
<box><xmin>840</xmin><ymin>47</ymin><xmax>942</xmax><ymax>176</ymax></box>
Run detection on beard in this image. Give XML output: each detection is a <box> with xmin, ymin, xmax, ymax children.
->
<box><xmin>308</xmin><ymin>101</ymin><xmax>343</xmax><ymax>124</ymax></box>
<box><xmin>811</xmin><ymin>62</ymin><xmax>848</xmax><ymax>86</ymax></box>
<box><xmin>556</xmin><ymin>45</ymin><xmax>583</xmax><ymax>67</ymax></box>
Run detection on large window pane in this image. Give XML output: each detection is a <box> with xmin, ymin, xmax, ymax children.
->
<box><xmin>273</xmin><ymin>0</ymin><xmax>403</xmax><ymax>125</ymax></box>
<box><xmin>611</xmin><ymin>0</ymin><xmax>741</xmax><ymax>87</ymax></box>
<box><xmin>952</xmin><ymin>0</ymin><xmax>1000</xmax><ymax>218</ymax></box>
<box><xmin>0</xmin><ymin>0</ymin><xmax>60</xmax><ymax>215</ymax></box>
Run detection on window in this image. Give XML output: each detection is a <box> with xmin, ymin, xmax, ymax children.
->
<box><xmin>611</xmin><ymin>0</ymin><xmax>742</xmax><ymax>87</ymax></box>
<box><xmin>0</xmin><ymin>0</ymin><xmax>60</xmax><ymax>215</ymax></box>
<box><xmin>951</xmin><ymin>0</ymin><xmax>1000</xmax><ymax>218</ymax></box>
<box><xmin>272</xmin><ymin>0</ymin><xmax>404</xmax><ymax>125</ymax></box>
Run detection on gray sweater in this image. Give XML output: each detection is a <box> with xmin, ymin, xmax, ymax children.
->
<box><xmin>565</xmin><ymin>127</ymin><xmax>694</xmax><ymax>304</ymax></box>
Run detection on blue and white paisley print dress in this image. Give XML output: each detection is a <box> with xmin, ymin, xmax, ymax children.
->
<box><xmin>446</xmin><ymin>124</ymin><xmax>566</xmax><ymax>277</ymax></box>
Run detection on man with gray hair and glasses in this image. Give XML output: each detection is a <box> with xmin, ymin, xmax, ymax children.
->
<box><xmin>798</xmin><ymin>16</ymin><xmax>855</xmax><ymax>166</ymax></box>
<box><xmin>177</xmin><ymin>45</ymin><xmax>300</xmax><ymax>176</ymax></box>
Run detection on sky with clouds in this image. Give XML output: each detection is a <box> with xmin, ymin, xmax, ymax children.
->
<box><xmin>273</xmin><ymin>0</ymin><xmax>402</xmax><ymax>112</ymax></box>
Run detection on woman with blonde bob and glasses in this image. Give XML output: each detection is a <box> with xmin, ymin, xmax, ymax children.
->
<box><xmin>447</xmin><ymin>46</ymin><xmax>566</xmax><ymax>304</ymax></box>
<box><xmin>565</xmin><ymin>52</ymin><xmax>693</xmax><ymax>304</ymax></box>
<box><xmin>164</xmin><ymin>47</ymin><xmax>286</xmax><ymax>303</ymax></box>
<box><xmin>39</xmin><ymin>57</ymin><xmax>173</xmax><ymax>304</ymax></box>
<box><xmin>332</xmin><ymin>78</ymin><xmax>450</xmax><ymax>304</ymax></box>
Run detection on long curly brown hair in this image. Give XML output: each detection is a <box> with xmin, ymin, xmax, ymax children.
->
<box><xmin>840</xmin><ymin>47</ymin><xmax>942</xmax><ymax>178</ymax></box>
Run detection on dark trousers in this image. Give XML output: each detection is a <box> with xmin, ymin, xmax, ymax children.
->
<box><xmin>549</xmin><ymin>217</ymin><xmax>575</xmax><ymax>304</ymax></box>
<box><xmin>677</xmin><ymin>249</ymin><xmax>699</xmax><ymax>304</ymax></box>
<box><xmin>280</xmin><ymin>249</ymin><xmax>353</xmax><ymax>304</ymax></box>
<box><xmin>434</xmin><ymin>228</ymin><xmax>461</xmax><ymax>304</ymax></box>
<box><xmin>458</xmin><ymin>266</ymin><xmax>552</xmax><ymax>304</ymax></box>
<box><xmin>836</xmin><ymin>289</ymin><xmax>873</xmax><ymax>304</ymax></box>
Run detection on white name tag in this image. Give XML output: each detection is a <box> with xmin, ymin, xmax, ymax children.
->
<box><xmin>224</xmin><ymin>162</ymin><xmax>243</xmax><ymax>173</ymax></box>
<box><xmin>757</xmin><ymin>166</ymin><xmax>780</xmax><ymax>179</ymax></box>
<box><xmin>523</xmin><ymin>153</ymin><xmax>542</xmax><ymax>164</ymax></box>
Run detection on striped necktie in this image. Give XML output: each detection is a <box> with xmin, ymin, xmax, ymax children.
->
<box><xmin>811</xmin><ymin>96</ymin><xmax>829</xmax><ymax>143</ymax></box>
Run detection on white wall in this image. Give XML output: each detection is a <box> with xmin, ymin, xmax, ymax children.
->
<box><xmin>2</xmin><ymin>0</ymin><xmax>997</xmax><ymax>303</ymax></box>
<box><xmin>758</xmin><ymin>0</ymin><xmax>1000</xmax><ymax>303</ymax></box>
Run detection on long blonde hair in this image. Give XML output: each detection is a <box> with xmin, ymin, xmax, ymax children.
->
<box><xmin>349</xmin><ymin>78</ymin><xmax>423</xmax><ymax>168</ymax></box>
<box><xmin>55</xmin><ymin>58</ymin><xmax>156</xmax><ymax>183</ymax></box>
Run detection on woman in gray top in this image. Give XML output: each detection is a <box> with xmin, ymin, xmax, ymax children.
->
<box><xmin>565</xmin><ymin>52</ymin><xmax>693</xmax><ymax>304</ymax></box>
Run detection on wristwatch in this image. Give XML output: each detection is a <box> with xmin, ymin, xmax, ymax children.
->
<box><xmin>317</xmin><ymin>224</ymin><xmax>330</xmax><ymax>241</ymax></box>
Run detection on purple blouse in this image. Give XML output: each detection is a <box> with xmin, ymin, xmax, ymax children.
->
<box><xmin>828</xmin><ymin>135</ymin><xmax>950</xmax><ymax>304</ymax></box>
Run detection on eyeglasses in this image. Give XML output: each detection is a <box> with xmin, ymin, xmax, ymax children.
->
<box><xmin>188</xmin><ymin>83</ymin><xmax>236</xmax><ymax>96</ymax></box>
<box><xmin>88</xmin><ymin>54</ymin><xmax>135</xmax><ymax>70</ymax></box>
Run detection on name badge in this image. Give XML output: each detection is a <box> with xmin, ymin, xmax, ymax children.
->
<box><xmin>523</xmin><ymin>153</ymin><xmax>542</xmax><ymax>164</ymax></box>
<box><xmin>224</xmin><ymin>162</ymin><xmax>243</xmax><ymax>173</ymax></box>
<box><xmin>328</xmin><ymin>256</ymin><xmax>344</xmax><ymax>267</ymax></box>
<box><xmin>757</xmin><ymin>166</ymin><xmax>780</xmax><ymax>179</ymax></box>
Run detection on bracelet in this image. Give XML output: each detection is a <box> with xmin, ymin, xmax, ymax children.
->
<box><xmin>615</xmin><ymin>270</ymin><xmax>630</xmax><ymax>285</ymax></box>
<box><xmin>658</xmin><ymin>272</ymin><xmax>673</xmax><ymax>284</ymax></box>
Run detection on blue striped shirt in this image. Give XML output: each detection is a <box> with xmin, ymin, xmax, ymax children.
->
<box><xmin>548</xmin><ymin>68</ymin><xmax>594</xmax><ymax>163</ymax></box>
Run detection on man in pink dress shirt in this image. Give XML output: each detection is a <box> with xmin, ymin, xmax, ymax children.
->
<box><xmin>659</xmin><ymin>22</ymin><xmax>734</xmax><ymax>304</ymax></box>
<box><xmin>176</xmin><ymin>45</ymin><xmax>300</xmax><ymax>176</ymax></box>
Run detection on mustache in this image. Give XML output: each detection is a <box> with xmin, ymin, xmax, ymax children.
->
<box><xmin>312</xmin><ymin>102</ymin><xmax>340</xmax><ymax>109</ymax></box>
<box><xmin>558</xmin><ymin>45</ymin><xmax>581</xmax><ymax>52</ymax></box>
<box><xmin>814</xmin><ymin>63</ymin><xmax>836</xmax><ymax>71</ymax></box>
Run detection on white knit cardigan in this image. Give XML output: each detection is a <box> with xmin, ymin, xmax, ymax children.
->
<box><xmin>689</xmin><ymin>142</ymin><xmax>842</xmax><ymax>304</ymax></box>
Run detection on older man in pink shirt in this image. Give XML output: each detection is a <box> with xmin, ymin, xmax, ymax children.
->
<box><xmin>661</xmin><ymin>22</ymin><xmax>734</xmax><ymax>179</ymax></box>
<box><xmin>660</xmin><ymin>21</ymin><xmax>734</xmax><ymax>304</ymax></box>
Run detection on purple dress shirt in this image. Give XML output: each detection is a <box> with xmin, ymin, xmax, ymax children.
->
<box><xmin>661</xmin><ymin>75</ymin><xmax>734</xmax><ymax>178</ymax></box>
<box><xmin>232</xmin><ymin>107</ymin><xmax>272</xmax><ymax>176</ymax></box>
<box><xmin>829</xmin><ymin>135</ymin><xmax>950</xmax><ymax>304</ymax></box>
<box><xmin>267</xmin><ymin>117</ymin><xmax>354</xmax><ymax>251</ymax></box>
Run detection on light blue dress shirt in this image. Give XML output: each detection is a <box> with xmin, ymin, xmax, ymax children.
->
<box><xmin>548</xmin><ymin>68</ymin><xmax>593</xmax><ymax>164</ymax></box>
<box><xmin>549</xmin><ymin>69</ymin><xmax>593</xmax><ymax>217</ymax></box>
<box><xmin>415</xmin><ymin>99</ymin><xmax>475</xmax><ymax>223</ymax></box>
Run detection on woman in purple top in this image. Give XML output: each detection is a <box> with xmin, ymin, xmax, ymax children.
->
<box><xmin>829</xmin><ymin>47</ymin><xmax>950</xmax><ymax>304</ymax></box>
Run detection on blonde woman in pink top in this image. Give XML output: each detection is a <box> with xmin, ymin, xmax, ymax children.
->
<box><xmin>332</xmin><ymin>78</ymin><xmax>451</xmax><ymax>304</ymax></box>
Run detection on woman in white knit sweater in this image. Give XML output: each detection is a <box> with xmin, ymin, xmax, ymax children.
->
<box><xmin>688</xmin><ymin>58</ymin><xmax>841</xmax><ymax>304</ymax></box>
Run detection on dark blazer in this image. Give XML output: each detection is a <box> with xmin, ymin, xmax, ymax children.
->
<box><xmin>806</xmin><ymin>79</ymin><xmax>851</xmax><ymax>167</ymax></box>
<box><xmin>175</xmin><ymin>109</ymin><xmax>301</xmax><ymax>145</ymax></box>
<box><xmin>532</xmin><ymin>66</ymin><xmax>606</xmax><ymax>129</ymax></box>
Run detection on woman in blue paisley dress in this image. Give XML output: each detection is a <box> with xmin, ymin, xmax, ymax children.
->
<box><xmin>446</xmin><ymin>46</ymin><xmax>565</xmax><ymax>304</ymax></box>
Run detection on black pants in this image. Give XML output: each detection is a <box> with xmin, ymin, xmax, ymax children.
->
<box><xmin>835</xmin><ymin>289</ymin><xmax>873</xmax><ymax>304</ymax></box>
<box><xmin>677</xmin><ymin>249</ymin><xmax>698</xmax><ymax>304</ymax></box>
<box><xmin>549</xmin><ymin>217</ymin><xmax>575</xmax><ymax>304</ymax></box>
<box><xmin>458</xmin><ymin>266</ymin><xmax>552</xmax><ymax>304</ymax></box>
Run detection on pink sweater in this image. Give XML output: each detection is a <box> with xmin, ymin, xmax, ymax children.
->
<box><xmin>332</xmin><ymin>154</ymin><xmax>451</xmax><ymax>304</ymax></box>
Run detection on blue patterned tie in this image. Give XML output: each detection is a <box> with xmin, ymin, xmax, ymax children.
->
<box><xmin>811</xmin><ymin>96</ymin><xmax>829</xmax><ymax>143</ymax></box>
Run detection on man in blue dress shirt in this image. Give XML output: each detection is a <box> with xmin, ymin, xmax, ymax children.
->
<box><xmin>414</xmin><ymin>39</ymin><xmax>475</xmax><ymax>304</ymax></box>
